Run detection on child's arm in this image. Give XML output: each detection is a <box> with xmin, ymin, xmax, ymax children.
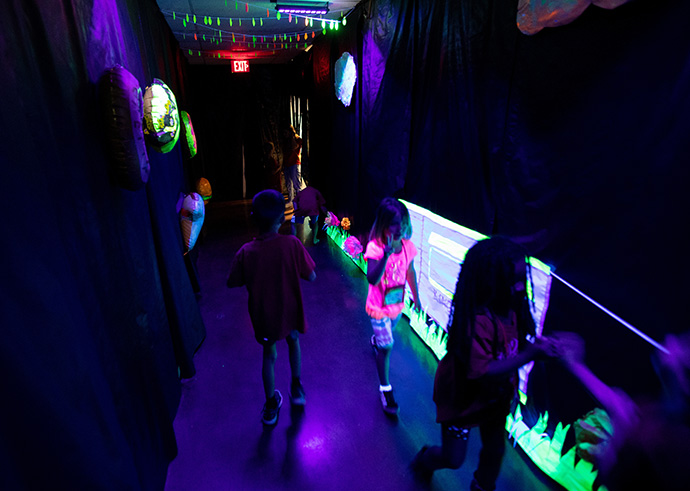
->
<box><xmin>406</xmin><ymin>262</ymin><xmax>422</xmax><ymax>312</ymax></box>
<box><xmin>366</xmin><ymin>238</ymin><xmax>393</xmax><ymax>285</ymax></box>
<box><xmin>307</xmin><ymin>269</ymin><xmax>316</xmax><ymax>282</ymax></box>
<box><xmin>554</xmin><ymin>332</ymin><xmax>638</xmax><ymax>429</ymax></box>
<box><xmin>484</xmin><ymin>337</ymin><xmax>558</xmax><ymax>379</ymax></box>
<box><xmin>226</xmin><ymin>251</ymin><xmax>244</xmax><ymax>288</ymax></box>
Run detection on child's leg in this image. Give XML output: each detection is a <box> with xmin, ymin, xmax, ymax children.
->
<box><xmin>371</xmin><ymin>316</ymin><xmax>398</xmax><ymax>386</ymax></box>
<box><xmin>310</xmin><ymin>215</ymin><xmax>319</xmax><ymax>244</ymax></box>
<box><xmin>420</xmin><ymin>424</ymin><xmax>470</xmax><ymax>471</ymax></box>
<box><xmin>375</xmin><ymin>346</ymin><xmax>392</xmax><ymax>385</ymax></box>
<box><xmin>286</xmin><ymin>330</ymin><xmax>306</xmax><ymax>405</ymax></box>
<box><xmin>472</xmin><ymin>416</ymin><xmax>506</xmax><ymax>491</ymax></box>
<box><xmin>286</xmin><ymin>330</ymin><xmax>301</xmax><ymax>380</ymax></box>
<box><xmin>262</xmin><ymin>341</ymin><xmax>278</xmax><ymax>401</ymax></box>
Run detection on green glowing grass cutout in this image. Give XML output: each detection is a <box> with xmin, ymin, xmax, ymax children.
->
<box><xmin>325</xmin><ymin>226</ymin><xmax>368</xmax><ymax>273</ymax></box>
<box><xmin>506</xmin><ymin>405</ymin><xmax>605</xmax><ymax>491</ymax></box>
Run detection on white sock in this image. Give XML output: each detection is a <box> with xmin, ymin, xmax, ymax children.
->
<box><xmin>379</xmin><ymin>384</ymin><xmax>392</xmax><ymax>392</ymax></box>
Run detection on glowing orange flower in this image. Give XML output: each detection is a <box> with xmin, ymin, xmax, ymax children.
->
<box><xmin>341</xmin><ymin>217</ymin><xmax>351</xmax><ymax>230</ymax></box>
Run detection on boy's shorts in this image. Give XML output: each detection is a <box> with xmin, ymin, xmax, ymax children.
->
<box><xmin>291</xmin><ymin>214</ymin><xmax>318</xmax><ymax>228</ymax></box>
<box><xmin>257</xmin><ymin>329</ymin><xmax>299</xmax><ymax>346</ymax></box>
<box><xmin>370</xmin><ymin>314</ymin><xmax>402</xmax><ymax>348</ymax></box>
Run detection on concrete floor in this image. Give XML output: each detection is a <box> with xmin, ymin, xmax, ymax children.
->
<box><xmin>164</xmin><ymin>200</ymin><xmax>564</xmax><ymax>491</ymax></box>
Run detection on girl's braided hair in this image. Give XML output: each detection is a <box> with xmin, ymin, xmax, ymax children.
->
<box><xmin>446</xmin><ymin>236</ymin><xmax>536</xmax><ymax>361</ymax></box>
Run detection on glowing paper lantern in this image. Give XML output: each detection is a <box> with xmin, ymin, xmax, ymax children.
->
<box><xmin>143</xmin><ymin>79</ymin><xmax>180</xmax><ymax>153</ymax></box>
<box><xmin>334</xmin><ymin>52</ymin><xmax>357</xmax><ymax>107</ymax></box>
<box><xmin>195</xmin><ymin>177</ymin><xmax>212</xmax><ymax>205</ymax></box>
<box><xmin>180</xmin><ymin>111</ymin><xmax>197</xmax><ymax>158</ymax></box>
<box><xmin>180</xmin><ymin>192</ymin><xmax>205</xmax><ymax>252</ymax></box>
<box><xmin>99</xmin><ymin>65</ymin><xmax>150</xmax><ymax>190</ymax></box>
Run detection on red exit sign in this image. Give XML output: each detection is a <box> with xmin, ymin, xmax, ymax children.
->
<box><xmin>232</xmin><ymin>60</ymin><xmax>250</xmax><ymax>73</ymax></box>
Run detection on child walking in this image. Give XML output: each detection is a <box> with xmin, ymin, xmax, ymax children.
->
<box><xmin>364</xmin><ymin>197</ymin><xmax>422</xmax><ymax>416</ymax></box>
<box><xmin>291</xmin><ymin>180</ymin><xmax>327</xmax><ymax>244</ymax></box>
<box><xmin>227</xmin><ymin>189</ymin><xmax>317</xmax><ymax>425</ymax></box>
<box><xmin>411</xmin><ymin>236</ymin><xmax>560</xmax><ymax>490</ymax></box>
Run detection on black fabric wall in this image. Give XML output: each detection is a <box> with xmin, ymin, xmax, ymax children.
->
<box><xmin>185</xmin><ymin>63</ymin><xmax>306</xmax><ymax>202</ymax></box>
<box><xmin>1</xmin><ymin>0</ymin><xmax>204</xmax><ymax>488</ymax></box>
<box><xmin>306</xmin><ymin>0</ymin><xmax>690</xmax><ymax>427</ymax></box>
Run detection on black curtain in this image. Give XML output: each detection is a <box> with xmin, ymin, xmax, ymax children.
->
<box><xmin>309</xmin><ymin>0</ymin><xmax>690</xmax><ymax>429</ymax></box>
<box><xmin>187</xmin><ymin>63</ymin><xmax>311</xmax><ymax>202</ymax></box>
<box><xmin>1</xmin><ymin>0</ymin><xmax>205</xmax><ymax>487</ymax></box>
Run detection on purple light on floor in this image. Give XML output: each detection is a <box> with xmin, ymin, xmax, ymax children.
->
<box><xmin>301</xmin><ymin>436</ymin><xmax>325</xmax><ymax>451</ymax></box>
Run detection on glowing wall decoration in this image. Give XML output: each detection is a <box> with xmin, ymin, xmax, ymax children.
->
<box><xmin>180</xmin><ymin>111</ymin><xmax>197</xmax><ymax>158</ymax></box>
<box><xmin>401</xmin><ymin>200</ymin><xmax>552</xmax><ymax>337</ymax></box>
<box><xmin>99</xmin><ymin>65</ymin><xmax>150</xmax><ymax>190</ymax></box>
<box><xmin>180</xmin><ymin>193</ymin><xmax>205</xmax><ymax>253</ymax></box>
<box><xmin>195</xmin><ymin>177</ymin><xmax>212</xmax><ymax>205</ymax></box>
<box><xmin>517</xmin><ymin>0</ymin><xmax>631</xmax><ymax>35</ymax></box>
<box><xmin>334</xmin><ymin>52</ymin><xmax>357</xmax><ymax>107</ymax></box>
<box><xmin>143</xmin><ymin>79</ymin><xmax>180</xmax><ymax>153</ymax></box>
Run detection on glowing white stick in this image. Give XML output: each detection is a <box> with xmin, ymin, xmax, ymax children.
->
<box><xmin>551</xmin><ymin>272</ymin><xmax>668</xmax><ymax>354</ymax></box>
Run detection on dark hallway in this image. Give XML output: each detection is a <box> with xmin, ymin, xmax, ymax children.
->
<box><xmin>164</xmin><ymin>201</ymin><xmax>563</xmax><ymax>491</ymax></box>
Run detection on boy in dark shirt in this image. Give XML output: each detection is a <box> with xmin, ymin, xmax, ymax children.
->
<box><xmin>227</xmin><ymin>189</ymin><xmax>316</xmax><ymax>425</ymax></box>
<box><xmin>292</xmin><ymin>182</ymin><xmax>326</xmax><ymax>244</ymax></box>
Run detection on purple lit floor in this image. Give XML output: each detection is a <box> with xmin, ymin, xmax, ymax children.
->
<box><xmin>165</xmin><ymin>201</ymin><xmax>564</xmax><ymax>491</ymax></box>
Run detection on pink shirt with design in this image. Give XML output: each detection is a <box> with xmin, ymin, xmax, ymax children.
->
<box><xmin>364</xmin><ymin>238</ymin><xmax>417</xmax><ymax>319</ymax></box>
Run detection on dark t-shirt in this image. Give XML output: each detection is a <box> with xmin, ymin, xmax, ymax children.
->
<box><xmin>294</xmin><ymin>186</ymin><xmax>326</xmax><ymax>217</ymax></box>
<box><xmin>433</xmin><ymin>311</ymin><xmax>519</xmax><ymax>427</ymax></box>
<box><xmin>227</xmin><ymin>233</ymin><xmax>315</xmax><ymax>343</ymax></box>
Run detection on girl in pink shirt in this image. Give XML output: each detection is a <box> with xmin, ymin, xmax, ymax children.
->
<box><xmin>364</xmin><ymin>198</ymin><xmax>422</xmax><ymax>416</ymax></box>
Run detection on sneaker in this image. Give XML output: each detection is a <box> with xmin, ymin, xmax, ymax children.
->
<box><xmin>261</xmin><ymin>390</ymin><xmax>283</xmax><ymax>425</ymax></box>
<box><xmin>370</xmin><ymin>335</ymin><xmax>378</xmax><ymax>355</ymax></box>
<box><xmin>290</xmin><ymin>380</ymin><xmax>306</xmax><ymax>406</ymax></box>
<box><xmin>380</xmin><ymin>388</ymin><xmax>399</xmax><ymax>415</ymax></box>
<box><xmin>410</xmin><ymin>445</ymin><xmax>433</xmax><ymax>483</ymax></box>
